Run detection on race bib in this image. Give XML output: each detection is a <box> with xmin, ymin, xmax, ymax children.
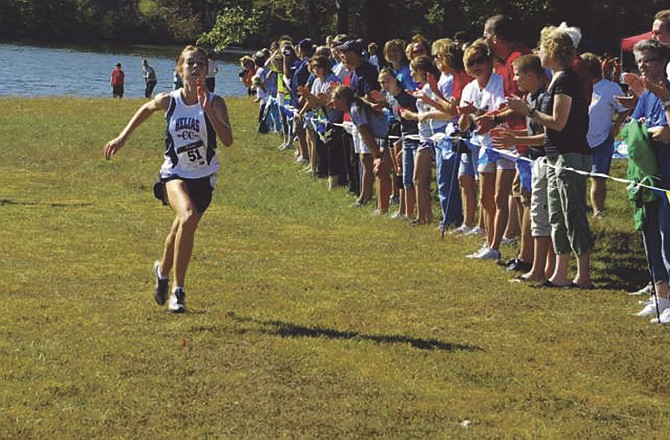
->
<box><xmin>176</xmin><ymin>140</ymin><xmax>207</xmax><ymax>171</ymax></box>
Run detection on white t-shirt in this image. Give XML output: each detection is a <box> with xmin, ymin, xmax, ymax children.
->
<box><xmin>255</xmin><ymin>82</ymin><xmax>269</xmax><ymax>104</ymax></box>
<box><xmin>460</xmin><ymin>73</ymin><xmax>505</xmax><ymax>146</ymax></box>
<box><xmin>438</xmin><ymin>73</ymin><xmax>454</xmax><ymax>98</ymax></box>
<box><xmin>416</xmin><ymin>83</ymin><xmax>448</xmax><ymax>140</ymax></box>
<box><xmin>459</xmin><ymin>73</ymin><xmax>505</xmax><ymax>116</ymax></box>
<box><xmin>438</xmin><ymin>72</ymin><xmax>458</xmax><ymax>129</ymax></box>
<box><xmin>310</xmin><ymin>73</ymin><xmax>342</xmax><ymax>122</ymax></box>
<box><xmin>587</xmin><ymin>79</ymin><xmax>626</xmax><ymax>147</ymax></box>
<box><xmin>333</xmin><ymin>62</ymin><xmax>349</xmax><ymax>80</ymax></box>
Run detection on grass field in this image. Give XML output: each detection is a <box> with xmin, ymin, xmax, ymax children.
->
<box><xmin>1</xmin><ymin>96</ymin><xmax>670</xmax><ymax>439</ymax></box>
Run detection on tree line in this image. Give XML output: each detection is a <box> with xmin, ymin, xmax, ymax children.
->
<box><xmin>0</xmin><ymin>0</ymin><xmax>662</xmax><ymax>55</ymax></box>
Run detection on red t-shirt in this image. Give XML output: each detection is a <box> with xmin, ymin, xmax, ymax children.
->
<box><xmin>451</xmin><ymin>70</ymin><xmax>472</xmax><ymax>102</ymax></box>
<box><xmin>111</xmin><ymin>69</ymin><xmax>124</xmax><ymax>86</ymax></box>
<box><xmin>500</xmin><ymin>48</ymin><xmax>531</xmax><ymax>131</ymax></box>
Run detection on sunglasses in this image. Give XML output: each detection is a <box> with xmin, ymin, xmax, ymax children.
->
<box><xmin>637</xmin><ymin>57</ymin><xmax>661</xmax><ymax>64</ymax></box>
<box><xmin>467</xmin><ymin>56</ymin><xmax>488</xmax><ymax>67</ymax></box>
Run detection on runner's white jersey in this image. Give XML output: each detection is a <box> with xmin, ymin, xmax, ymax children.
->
<box><xmin>160</xmin><ymin>90</ymin><xmax>219</xmax><ymax>179</ymax></box>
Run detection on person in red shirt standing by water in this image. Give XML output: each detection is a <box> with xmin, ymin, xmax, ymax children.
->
<box><xmin>110</xmin><ymin>62</ymin><xmax>125</xmax><ymax>98</ymax></box>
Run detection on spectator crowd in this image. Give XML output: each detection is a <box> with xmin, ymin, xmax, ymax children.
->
<box><xmin>235</xmin><ymin>10</ymin><xmax>670</xmax><ymax>325</ymax></box>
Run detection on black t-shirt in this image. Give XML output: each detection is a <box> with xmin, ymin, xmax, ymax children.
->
<box><xmin>393</xmin><ymin>89</ymin><xmax>419</xmax><ymax>135</ymax></box>
<box><xmin>527</xmin><ymin>87</ymin><xmax>546</xmax><ymax>157</ymax></box>
<box><xmin>541</xmin><ymin>68</ymin><xmax>590</xmax><ymax>157</ymax></box>
<box><xmin>351</xmin><ymin>61</ymin><xmax>380</xmax><ymax>98</ymax></box>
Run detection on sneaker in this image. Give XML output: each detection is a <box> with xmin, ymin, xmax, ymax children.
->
<box><xmin>639</xmin><ymin>295</ymin><xmax>657</xmax><ymax>305</ymax></box>
<box><xmin>390</xmin><ymin>211</ymin><xmax>405</xmax><ymax>220</ymax></box>
<box><xmin>153</xmin><ymin>261</ymin><xmax>168</xmax><ymax>306</ymax></box>
<box><xmin>450</xmin><ymin>224</ymin><xmax>472</xmax><ymax>235</ymax></box>
<box><xmin>650</xmin><ymin>307</ymin><xmax>670</xmax><ymax>324</ymax></box>
<box><xmin>497</xmin><ymin>258</ymin><xmax>513</xmax><ymax>267</ymax></box>
<box><xmin>636</xmin><ymin>296</ymin><xmax>670</xmax><ymax>317</ymax></box>
<box><xmin>296</xmin><ymin>157</ymin><xmax>308</xmax><ymax>164</ymax></box>
<box><xmin>466</xmin><ymin>245</ymin><xmax>491</xmax><ymax>259</ymax></box>
<box><xmin>501</xmin><ymin>236</ymin><xmax>516</xmax><ymax>246</ymax></box>
<box><xmin>629</xmin><ymin>282</ymin><xmax>654</xmax><ymax>296</ymax></box>
<box><xmin>471</xmin><ymin>247</ymin><xmax>501</xmax><ymax>260</ymax></box>
<box><xmin>466</xmin><ymin>226</ymin><xmax>486</xmax><ymax>236</ymax></box>
<box><xmin>505</xmin><ymin>258</ymin><xmax>532</xmax><ymax>272</ymax></box>
<box><xmin>169</xmin><ymin>288</ymin><xmax>186</xmax><ymax>313</ymax></box>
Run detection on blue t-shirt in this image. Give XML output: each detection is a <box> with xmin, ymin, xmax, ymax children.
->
<box><xmin>290</xmin><ymin>58</ymin><xmax>310</xmax><ymax>106</ymax></box>
<box><xmin>350</xmin><ymin>100</ymin><xmax>389</xmax><ymax>139</ymax></box>
<box><xmin>631</xmin><ymin>80</ymin><xmax>670</xmax><ymax>186</ymax></box>
<box><xmin>631</xmin><ymin>88</ymin><xmax>669</xmax><ymax>129</ymax></box>
<box><xmin>393</xmin><ymin>63</ymin><xmax>419</xmax><ymax>91</ymax></box>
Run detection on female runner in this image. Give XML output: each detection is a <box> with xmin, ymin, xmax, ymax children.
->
<box><xmin>103</xmin><ymin>45</ymin><xmax>233</xmax><ymax>313</ymax></box>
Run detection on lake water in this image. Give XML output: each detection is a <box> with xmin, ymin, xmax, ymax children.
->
<box><xmin>0</xmin><ymin>42</ymin><xmax>248</xmax><ymax>98</ymax></box>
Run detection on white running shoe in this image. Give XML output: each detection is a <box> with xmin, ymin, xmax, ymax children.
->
<box><xmin>450</xmin><ymin>224</ymin><xmax>472</xmax><ymax>235</ymax></box>
<box><xmin>466</xmin><ymin>226</ymin><xmax>486</xmax><ymax>236</ymax></box>
<box><xmin>501</xmin><ymin>236</ymin><xmax>515</xmax><ymax>246</ymax></box>
<box><xmin>168</xmin><ymin>288</ymin><xmax>186</xmax><ymax>313</ymax></box>
<box><xmin>471</xmin><ymin>247</ymin><xmax>501</xmax><ymax>260</ymax></box>
<box><xmin>629</xmin><ymin>282</ymin><xmax>653</xmax><ymax>296</ymax></box>
<box><xmin>636</xmin><ymin>297</ymin><xmax>670</xmax><ymax>317</ymax></box>
<box><xmin>650</xmin><ymin>307</ymin><xmax>670</xmax><ymax>324</ymax></box>
<box><xmin>466</xmin><ymin>244</ymin><xmax>488</xmax><ymax>258</ymax></box>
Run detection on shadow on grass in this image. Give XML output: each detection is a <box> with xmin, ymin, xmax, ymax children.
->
<box><xmin>227</xmin><ymin>312</ymin><xmax>483</xmax><ymax>352</ymax></box>
<box><xmin>0</xmin><ymin>198</ymin><xmax>93</xmax><ymax>208</ymax></box>
<box><xmin>591</xmin><ymin>229</ymin><xmax>649</xmax><ymax>291</ymax></box>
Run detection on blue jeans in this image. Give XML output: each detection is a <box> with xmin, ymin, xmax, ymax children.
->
<box><xmin>402</xmin><ymin>138</ymin><xmax>418</xmax><ymax>189</ymax></box>
<box><xmin>642</xmin><ymin>197</ymin><xmax>670</xmax><ymax>284</ymax></box>
<box><xmin>435</xmin><ymin>146</ymin><xmax>463</xmax><ymax>227</ymax></box>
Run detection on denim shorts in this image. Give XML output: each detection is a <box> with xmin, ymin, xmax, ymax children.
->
<box><xmin>590</xmin><ymin>137</ymin><xmax>614</xmax><ymax>175</ymax></box>
<box><xmin>477</xmin><ymin>147</ymin><xmax>517</xmax><ymax>173</ymax></box>
<box><xmin>459</xmin><ymin>150</ymin><xmax>477</xmax><ymax>177</ymax></box>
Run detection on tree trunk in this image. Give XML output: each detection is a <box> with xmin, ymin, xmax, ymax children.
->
<box><xmin>336</xmin><ymin>0</ymin><xmax>349</xmax><ymax>34</ymax></box>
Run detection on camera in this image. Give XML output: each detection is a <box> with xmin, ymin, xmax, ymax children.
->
<box><xmin>282</xmin><ymin>48</ymin><xmax>292</xmax><ymax>56</ymax></box>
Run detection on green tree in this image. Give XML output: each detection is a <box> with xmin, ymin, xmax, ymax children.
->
<box><xmin>196</xmin><ymin>5</ymin><xmax>263</xmax><ymax>51</ymax></box>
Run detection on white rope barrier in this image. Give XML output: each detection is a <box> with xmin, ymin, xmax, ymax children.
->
<box><xmin>264</xmin><ymin>99</ymin><xmax>667</xmax><ymax>198</ymax></box>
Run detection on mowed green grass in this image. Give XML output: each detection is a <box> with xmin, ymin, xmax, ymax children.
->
<box><xmin>1</xmin><ymin>96</ymin><xmax>670</xmax><ymax>439</ymax></box>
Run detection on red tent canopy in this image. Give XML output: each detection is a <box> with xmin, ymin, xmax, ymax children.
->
<box><xmin>620</xmin><ymin>31</ymin><xmax>653</xmax><ymax>52</ymax></box>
